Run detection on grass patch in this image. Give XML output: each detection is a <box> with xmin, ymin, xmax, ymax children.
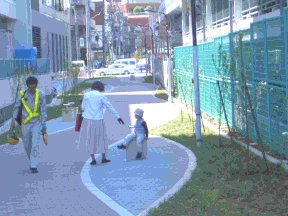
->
<box><xmin>143</xmin><ymin>75</ymin><xmax>153</xmax><ymax>83</ymax></box>
<box><xmin>0</xmin><ymin>77</ymin><xmax>108</xmax><ymax>145</ymax></box>
<box><xmin>155</xmin><ymin>88</ymin><xmax>168</xmax><ymax>101</ymax></box>
<box><xmin>148</xmin><ymin>113</ymin><xmax>288</xmax><ymax>216</ymax></box>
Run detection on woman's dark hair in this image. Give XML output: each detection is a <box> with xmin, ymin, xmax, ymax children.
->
<box><xmin>26</xmin><ymin>76</ymin><xmax>38</xmax><ymax>86</ymax></box>
<box><xmin>91</xmin><ymin>81</ymin><xmax>104</xmax><ymax>92</ymax></box>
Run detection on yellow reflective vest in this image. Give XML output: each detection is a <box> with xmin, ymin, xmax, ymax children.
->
<box><xmin>20</xmin><ymin>89</ymin><xmax>40</xmax><ymax>124</ymax></box>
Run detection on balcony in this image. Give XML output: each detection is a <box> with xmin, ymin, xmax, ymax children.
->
<box><xmin>71</xmin><ymin>14</ymin><xmax>86</xmax><ymax>26</ymax></box>
<box><xmin>70</xmin><ymin>14</ymin><xmax>96</xmax><ymax>29</ymax></box>
<box><xmin>71</xmin><ymin>0</ymin><xmax>95</xmax><ymax>11</ymax></box>
<box><xmin>40</xmin><ymin>3</ymin><xmax>70</xmax><ymax>23</ymax></box>
<box><xmin>161</xmin><ymin>0</ymin><xmax>182</xmax><ymax>15</ymax></box>
<box><xmin>0</xmin><ymin>0</ymin><xmax>16</xmax><ymax>20</ymax></box>
<box><xmin>0</xmin><ymin>58</ymin><xmax>50</xmax><ymax>79</ymax></box>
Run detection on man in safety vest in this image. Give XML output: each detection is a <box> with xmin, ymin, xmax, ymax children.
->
<box><xmin>11</xmin><ymin>76</ymin><xmax>47</xmax><ymax>173</ymax></box>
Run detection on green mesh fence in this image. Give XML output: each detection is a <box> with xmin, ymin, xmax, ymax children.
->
<box><xmin>174</xmin><ymin>9</ymin><xmax>288</xmax><ymax>155</ymax></box>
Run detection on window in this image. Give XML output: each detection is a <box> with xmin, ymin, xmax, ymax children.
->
<box><xmin>32</xmin><ymin>26</ymin><xmax>41</xmax><ymax>58</ymax></box>
<box><xmin>212</xmin><ymin>0</ymin><xmax>230</xmax><ymax>22</ymax></box>
<box><xmin>32</xmin><ymin>0</ymin><xmax>40</xmax><ymax>11</ymax></box>
<box><xmin>42</xmin><ymin>0</ymin><xmax>52</xmax><ymax>7</ymax></box>
<box><xmin>183</xmin><ymin>0</ymin><xmax>190</xmax><ymax>34</ymax></box>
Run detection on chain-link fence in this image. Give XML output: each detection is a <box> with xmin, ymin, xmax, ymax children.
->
<box><xmin>174</xmin><ymin>8</ymin><xmax>288</xmax><ymax>156</ymax></box>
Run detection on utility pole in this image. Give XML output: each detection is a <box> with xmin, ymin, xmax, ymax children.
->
<box><xmin>102</xmin><ymin>0</ymin><xmax>106</xmax><ymax>65</ymax></box>
<box><xmin>72</xmin><ymin>4</ymin><xmax>80</xmax><ymax>60</ymax></box>
<box><xmin>191</xmin><ymin>0</ymin><xmax>202</xmax><ymax>147</ymax></box>
<box><xmin>118</xmin><ymin>14</ymin><xmax>121</xmax><ymax>57</ymax></box>
<box><xmin>111</xmin><ymin>12</ymin><xmax>115</xmax><ymax>60</ymax></box>
<box><xmin>163</xmin><ymin>15</ymin><xmax>172</xmax><ymax>103</ymax></box>
<box><xmin>86</xmin><ymin>0</ymin><xmax>91</xmax><ymax>76</ymax></box>
<box><xmin>229</xmin><ymin>0</ymin><xmax>235</xmax><ymax>129</ymax></box>
<box><xmin>145</xmin><ymin>8</ymin><xmax>172</xmax><ymax>101</ymax></box>
<box><xmin>144</xmin><ymin>30</ymin><xmax>148</xmax><ymax>78</ymax></box>
<box><xmin>202</xmin><ymin>0</ymin><xmax>206</xmax><ymax>42</ymax></box>
<box><xmin>150</xmin><ymin>26</ymin><xmax>155</xmax><ymax>84</ymax></box>
<box><xmin>229</xmin><ymin>0</ymin><xmax>233</xmax><ymax>33</ymax></box>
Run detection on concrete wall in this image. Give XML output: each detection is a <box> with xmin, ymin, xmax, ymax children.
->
<box><xmin>0</xmin><ymin>0</ymin><xmax>16</xmax><ymax>20</ymax></box>
<box><xmin>0</xmin><ymin>73</ymin><xmax>52</xmax><ymax>109</ymax></box>
<box><xmin>14</xmin><ymin>0</ymin><xmax>32</xmax><ymax>48</ymax></box>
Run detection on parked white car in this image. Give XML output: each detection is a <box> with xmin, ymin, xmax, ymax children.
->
<box><xmin>136</xmin><ymin>58</ymin><xmax>148</xmax><ymax>71</ymax></box>
<box><xmin>71</xmin><ymin>60</ymin><xmax>86</xmax><ymax>73</ymax></box>
<box><xmin>96</xmin><ymin>63</ymin><xmax>135</xmax><ymax>76</ymax></box>
<box><xmin>113</xmin><ymin>58</ymin><xmax>137</xmax><ymax>70</ymax></box>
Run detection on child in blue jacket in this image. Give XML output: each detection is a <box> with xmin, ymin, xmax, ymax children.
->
<box><xmin>117</xmin><ymin>108</ymin><xmax>148</xmax><ymax>159</ymax></box>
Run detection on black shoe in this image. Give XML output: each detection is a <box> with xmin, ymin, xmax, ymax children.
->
<box><xmin>102</xmin><ymin>158</ymin><xmax>111</xmax><ymax>163</ymax></box>
<box><xmin>136</xmin><ymin>152</ymin><xmax>142</xmax><ymax>159</ymax></box>
<box><xmin>117</xmin><ymin>144</ymin><xmax>126</xmax><ymax>150</ymax></box>
<box><xmin>30</xmin><ymin>168</ymin><xmax>38</xmax><ymax>173</ymax></box>
<box><xmin>90</xmin><ymin>160</ymin><xmax>96</xmax><ymax>165</ymax></box>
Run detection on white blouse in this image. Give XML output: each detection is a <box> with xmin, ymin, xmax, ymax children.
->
<box><xmin>81</xmin><ymin>90</ymin><xmax>120</xmax><ymax>120</ymax></box>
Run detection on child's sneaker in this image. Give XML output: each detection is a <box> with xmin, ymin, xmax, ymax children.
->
<box><xmin>117</xmin><ymin>144</ymin><xmax>126</xmax><ymax>150</ymax></box>
<box><xmin>136</xmin><ymin>152</ymin><xmax>142</xmax><ymax>159</ymax></box>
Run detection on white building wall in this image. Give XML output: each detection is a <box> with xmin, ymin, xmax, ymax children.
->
<box><xmin>0</xmin><ymin>0</ymin><xmax>16</xmax><ymax>20</ymax></box>
<box><xmin>0</xmin><ymin>74</ymin><xmax>52</xmax><ymax>109</ymax></box>
<box><xmin>182</xmin><ymin>0</ymin><xmax>285</xmax><ymax>45</ymax></box>
<box><xmin>14</xmin><ymin>0</ymin><xmax>32</xmax><ymax>48</ymax></box>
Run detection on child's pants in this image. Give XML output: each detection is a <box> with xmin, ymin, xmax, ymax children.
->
<box><xmin>123</xmin><ymin>132</ymin><xmax>145</xmax><ymax>152</ymax></box>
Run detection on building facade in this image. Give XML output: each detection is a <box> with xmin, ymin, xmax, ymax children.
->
<box><xmin>181</xmin><ymin>0</ymin><xmax>288</xmax><ymax>45</ymax></box>
<box><xmin>0</xmin><ymin>0</ymin><xmax>72</xmax><ymax>123</ymax></box>
<box><xmin>120</xmin><ymin>0</ymin><xmax>161</xmax><ymax>56</ymax></box>
<box><xmin>0</xmin><ymin>0</ymin><xmax>32</xmax><ymax>59</ymax></box>
<box><xmin>32</xmin><ymin>0</ymin><xmax>72</xmax><ymax>73</ymax></box>
<box><xmin>70</xmin><ymin>0</ymin><xmax>97</xmax><ymax>65</ymax></box>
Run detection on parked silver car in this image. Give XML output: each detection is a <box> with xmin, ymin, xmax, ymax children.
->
<box><xmin>97</xmin><ymin>63</ymin><xmax>135</xmax><ymax>76</ymax></box>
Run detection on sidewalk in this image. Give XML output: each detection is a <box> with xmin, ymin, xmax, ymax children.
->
<box><xmin>0</xmin><ymin>75</ymin><xmax>197</xmax><ymax>216</ymax></box>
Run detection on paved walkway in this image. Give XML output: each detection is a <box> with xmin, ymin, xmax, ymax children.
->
<box><xmin>0</xmin><ymin>75</ymin><xmax>197</xmax><ymax>216</ymax></box>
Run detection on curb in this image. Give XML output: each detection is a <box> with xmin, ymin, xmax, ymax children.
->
<box><xmin>80</xmin><ymin>135</ymin><xmax>197</xmax><ymax>216</ymax></box>
<box><xmin>137</xmin><ymin>136</ymin><xmax>197</xmax><ymax>216</ymax></box>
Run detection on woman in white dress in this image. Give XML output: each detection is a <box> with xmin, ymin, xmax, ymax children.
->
<box><xmin>80</xmin><ymin>81</ymin><xmax>124</xmax><ymax>165</ymax></box>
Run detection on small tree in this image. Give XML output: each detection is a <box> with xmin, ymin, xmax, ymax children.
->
<box><xmin>132</xmin><ymin>48</ymin><xmax>144</xmax><ymax>61</ymax></box>
<box><xmin>106</xmin><ymin>51</ymin><xmax>113</xmax><ymax>65</ymax></box>
<box><xmin>133</xmin><ymin>6</ymin><xmax>144</xmax><ymax>14</ymax></box>
<box><xmin>70</xmin><ymin>65</ymin><xmax>80</xmax><ymax>95</ymax></box>
<box><xmin>212</xmin><ymin>44</ymin><xmax>233</xmax><ymax>146</ymax></box>
<box><xmin>8</xmin><ymin>61</ymin><xmax>33</xmax><ymax>102</ymax></box>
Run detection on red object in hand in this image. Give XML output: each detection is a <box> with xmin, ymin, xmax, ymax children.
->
<box><xmin>75</xmin><ymin>113</ymin><xmax>83</xmax><ymax>132</ymax></box>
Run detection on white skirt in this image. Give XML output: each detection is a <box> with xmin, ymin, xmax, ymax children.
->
<box><xmin>78</xmin><ymin>118</ymin><xmax>108</xmax><ymax>154</ymax></box>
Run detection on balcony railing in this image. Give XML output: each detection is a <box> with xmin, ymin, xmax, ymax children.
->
<box><xmin>0</xmin><ymin>58</ymin><xmax>50</xmax><ymax>79</ymax></box>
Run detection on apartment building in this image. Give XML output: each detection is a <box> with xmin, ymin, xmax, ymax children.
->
<box><xmin>181</xmin><ymin>0</ymin><xmax>288</xmax><ymax>44</ymax></box>
<box><xmin>32</xmin><ymin>0</ymin><xmax>72</xmax><ymax>73</ymax></box>
<box><xmin>91</xmin><ymin>0</ymin><xmax>105</xmax><ymax>62</ymax></box>
<box><xmin>0</xmin><ymin>0</ymin><xmax>72</xmax><ymax>123</ymax></box>
<box><xmin>153</xmin><ymin>0</ymin><xmax>288</xmax><ymax>50</ymax></box>
<box><xmin>70</xmin><ymin>0</ymin><xmax>97</xmax><ymax>64</ymax></box>
<box><xmin>120</xmin><ymin>0</ymin><xmax>161</xmax><ymax>54</ymax></box>
<box><xmin>0</xmin><ymin>0</ymin><xmax>31</xmax><ymax>59</ymax></box>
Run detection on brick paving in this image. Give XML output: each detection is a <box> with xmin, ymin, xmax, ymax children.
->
<box><xmin>0</xmin><ymin>75</ymin><xmax>196</xmax><ymax>216</ymax></box>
